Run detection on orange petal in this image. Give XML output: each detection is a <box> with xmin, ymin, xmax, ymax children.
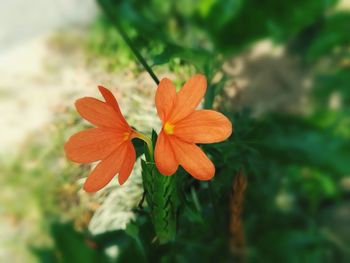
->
<box><xmin>98</xmin><ymin>86</ymin><xmax>129</xmax><ymax>129</ymax></box>
<box><xmin>174</xmin><ymin>110</ymin><xmax>232</xmax><ymax>143</ymax></box>
<box><xmin>169</xmin><ymin>137</ymin><xmax>215</xmax><ymax>180</ymax></box>
<box><xmin>75</xmin><ymin>97</ymin><xmax>128</xmax><ymax>129</ymax></box>
<box><xmin>155</xmin><ymin>131</ymin><xmax>178</xmax><ymax>175</ymax></box>
<box><xmin>155</xmin><ymin>78</ymin><xmax>177</xmax><ymax>123</ymax></box>
<box><xmin>169</xmin><ymin>74</ymin><xmax>207</xmax><ymax>123</ymax></box>
<box><xmin>118</xmin><ymin>141</ymin><xmax>136</xmax><ymax>185</ymax></box>
<box><xmin>83</xmin><ymin>143</ymin><xmax>130</xmax><ymax>192</ymax></box>
<box><xmin>64</xmin><ymin>128</ymin><xmax>124</xmax><ymax>163</ymax></box>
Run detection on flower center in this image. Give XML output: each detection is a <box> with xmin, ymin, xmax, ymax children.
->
<box><xmin>164</xmin><ymin>122</ymin><xmax>174</xmax><ymax>135</ymax></box>
<box><xmin>123</xmin><ymin>132</ymin><xmax>131</xmax><ymax>141</ymax></box>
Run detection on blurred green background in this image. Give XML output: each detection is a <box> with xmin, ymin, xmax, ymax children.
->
<box><xmin>1</xmin><ymin>0</ymin><xmax>350</xmax><ymax>262</ymax></box>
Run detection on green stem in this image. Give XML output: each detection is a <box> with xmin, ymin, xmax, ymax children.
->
<box><xmin>133</xmin><ymin>131</ymin><xmax>153</xmax><ymax>156</ymax></box>
<box><xmin>97</xmin><ymin>0</ymin><xmax>160</xmax><ymax>85</ymax></box>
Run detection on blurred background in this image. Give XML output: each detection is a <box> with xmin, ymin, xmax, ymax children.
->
<box><xmin>1</xmin><ymin>0</ymin><xmax>350</xmax><ymax>262</ymax></box>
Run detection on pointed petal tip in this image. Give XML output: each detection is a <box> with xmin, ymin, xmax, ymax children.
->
<box><xmin>159</xmin><ymin>77</ymin><xmax>172</xmax><ymax>83</ymax></box>
<box><xmin>227</xmin><ymin>121</ymin><xmax>233</xmax><ymax>138</ymax></box>
<box><xmin>156</xmin><ymin>78</ymin><xmax>177</xmax><ymax>122</ymax></box>
<box><xmin>83</xmin><ymin>181</ymin><xmax>98</xmax><ymax>193</ymax></box>
<box><xmin>189</xmin><ymin>160</ymin><xmax>215</xmax><ymax>181</ymax></box>
<box><xmin>97</xmin><ymin>85</ymin><xmax>107</xmax><ymax>94</ymax></box>
<box><xmin>190</xmin><ymin>74</ymin><xmax>207</xmax><ymax>88</ymax></box>
<box><xmin>74</xmin><ymin>96</ymin><xmax>87</xmax><ymax>106</ymax></box>
<box><xmin>169</xmin><ymin>137</ymin><xmax>216</xmax><ymax>180</ymax></box>
<box><xmin>163</xmin><ymin>170</ymin><xmax>176</xmax><ymax>176</ymax></box>
<box><xmin>158</xmin><ymin>77</ymin><xmax>174</xmax><ymax>88</ymax></box>
<box><xmin>156</xmin><ymin>164</ymin><xmax>176</xmax><ymax>176</ymax></box>
<box><xmin>64</xmin><ymin>137</ymin><xmax>79</xmax><ymax>163</ymax></box>
<box><xmin>220</xmin><ymin>115</ymin><xmax>233</xmax><ymax>140</ymax></box>
<box><xmin>193</xmin><ymin>73</ymin><xmax>206</xmax><ymax>81</ymax></box>
<box><xmin>169</xmin><ymin>74</ymin><xmax>207</xmax><ymax>122</ymax></box>
<box><xmin>195</xmin><ymin>170</ymin><xmax>215</xmax><ymax>181</ymax></box>
<box><xmin>74</xmin><ymin>97</ymin><xmax>94</xmax><ymax>113</ymax></box>
<box><xmin>98</xmin><ymin>85</ymin><xmax>113</xmax><ymax>100</ymax></box>
<box><xmin>63</xmin><ymin>140</ymin><xmax>72</xmax><ymax>161</ymax></box>
<box><xmin>118</xmin><ymin>176</ymin><xmax>126</xmax><ymax>185</ymax></box>
<box><xmin>154</xmin><ymin>132</ymin><xmax>178</xmax><ymax>175</ymax></box>
<box><xmin>74</xmin><ymin>97</ymin><xmax>128</xmax><ymax>128</ymax></box>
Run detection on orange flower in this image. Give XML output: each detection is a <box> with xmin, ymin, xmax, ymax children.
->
<box><xmin>64</xmin><ymin>86</ymin><xmax>140</xmax><ymax>192</ymax></box>
<box><xmin>154</xmin><ymin>74</ymin><xmax>232</xmax><ymax>180</ymax></box>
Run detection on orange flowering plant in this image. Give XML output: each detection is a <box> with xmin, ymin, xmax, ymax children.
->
<box><xmin>64</xmin><ymin>74</ymin><xmax>232</xmax><ymax>242</ymax></box>
<box><xmin>155</xmin><ymin>74</ymin><xmax>232</xmax><ymax>180</ymax></box>
<box><xmin>64</xmin><ymin>86</ymin><xmax>151</xmax><ymax>192</ymax></box>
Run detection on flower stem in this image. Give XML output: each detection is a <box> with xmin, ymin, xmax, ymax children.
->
<box><xmin>133</xmin><ymin>131</ymin><xmax>153</xmax><ymax>156</ymax></box>
<box><xmin>97</xmin><ymin>0</ymin><xmax>160</xmax><ymax>85</ymax></box>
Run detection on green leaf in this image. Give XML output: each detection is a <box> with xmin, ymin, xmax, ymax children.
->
<box><xmin>306</xmin><ymin>12</ymin><xmax>350</xmax><ymax>61</ymax></box>
<box><xmin>152</xmin><ymin>44</ymin><xmax>213</xmax><ymax>72</ymax></box>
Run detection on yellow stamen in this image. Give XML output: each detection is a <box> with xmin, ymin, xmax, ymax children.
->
<box><xmin>164</xmin><ymin>122</ymin><xmax>174</xmax><ymax>135</ymax></box>
<box><xmin>123</xmin><ymin>132</ymin><xmax>131</xmax><ymax>141</ymax></box>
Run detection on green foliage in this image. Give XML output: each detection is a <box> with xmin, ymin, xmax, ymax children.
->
<box><xmin>32</xmin><ymin>223</ymin><xmax>103</xmax><ymax>263</ymax></box>
<box><xmin>314</xmin><ymin>68</ymin><xmax>350</xmax><ymax>107</ymax></box>
<box><xmin>97</xmin><ymin>0</ymin><xmax>338</xmax><ymax>61</ymax></box>
<box><xmin>32</xmin><ymin>108</ymin><xmax>350</xmax><ymax>262</ymax></box>
<box><xmin>210</xmin><ymin>110</ymin><xmax>350</xmax><ymax>262</ymax></box>
<box><xmin>81</xmin><ymin>0</ymin><xmax>350</xmax><ymax>260</ymax></box>
<box><xmin>15</xmin><ymin>0</ymin><xmax>350</xmax><ymax>262</ymax></box>
<box><xmin>85</xmin><ymin>16</ymin><xmax>135</xmax><ymax>71</ymax></box>
<box><xmin>306</xmin><ymin>12</ymin><xmax>350</xmax><ymax>61</ymax></box>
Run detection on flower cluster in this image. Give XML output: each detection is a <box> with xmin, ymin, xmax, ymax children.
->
<box><xmin>65</xmin><ymin>75</ymin><xmax>232</xmax><ymax>192</ymax></box>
